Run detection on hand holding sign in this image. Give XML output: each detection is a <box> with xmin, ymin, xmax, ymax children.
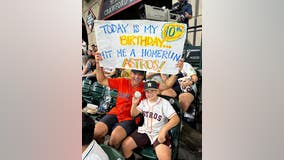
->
<box><xmin>95</xmin><ymin>51</ymin><xmax>103</xmax><ymax>63</ymax></box>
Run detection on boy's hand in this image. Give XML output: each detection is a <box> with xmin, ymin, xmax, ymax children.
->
<box><xmin>132</xmin><ymin>96</ymin><xmax>140</xmax><ymax>106</ymax></box>
<box><xmin>157</xmin><ymin>129</ymin><xmax>167</xmax><ymax>143</ymax></box>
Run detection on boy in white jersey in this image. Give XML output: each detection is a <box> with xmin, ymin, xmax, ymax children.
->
<box><xmin>121</xmin><ymin>81</ymin><xmax>180</xmax><ymax>160</ymax></box>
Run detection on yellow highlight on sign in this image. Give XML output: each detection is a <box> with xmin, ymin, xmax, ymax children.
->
<box><xmin>161</xmin><ymin>23</ymin><xmax>185</xmax><ymax>42</ymax></box>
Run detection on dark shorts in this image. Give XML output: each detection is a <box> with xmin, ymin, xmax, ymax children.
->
<box><xmin>100</xmin><ymin>114</ymin><xmax>137</xmax><ymax>136</ymax></box>
<box><xmin>130</xmin><ymin>129</ymin><xmax>172</xmax><ymax>149</ymax></box>
<box><xmin>173</xmin><ymin>82</ymin><xmax>196</xmax><ymax>98</ymax></box>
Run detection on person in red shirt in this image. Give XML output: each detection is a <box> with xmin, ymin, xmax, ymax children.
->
<box><xmin>94</xmin><ymin>52</ymin><xmax>178</xmax><ymax>149</ymax></box>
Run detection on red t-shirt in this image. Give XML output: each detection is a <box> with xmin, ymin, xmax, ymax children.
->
<box><xmin>108</xmin><ymin>78</ymin><xmax>146</xmax><ymax>122</ymax></box>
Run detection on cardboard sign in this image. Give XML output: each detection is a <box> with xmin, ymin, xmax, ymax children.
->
<box><xmin>94</xmin><ymin>20</ymin><xmax>186</xmax><ymax>74</ymax></box>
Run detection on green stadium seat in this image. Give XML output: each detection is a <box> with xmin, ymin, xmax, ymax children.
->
<box><xmin>82</xmin><ymin>79</ymin><xmax>93</xmax><ymax>103</ymax></box>
<box><xmin>100</xmin><ymin>144</ymin><xmax>125</xmax><ymax>160</ymax></box>
<box><xmin>90</xmin><ymin>82</ymin><xmax>105</xmax><ymax>105</ymax></box>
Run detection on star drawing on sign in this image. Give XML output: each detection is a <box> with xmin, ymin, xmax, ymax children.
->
<box><xmin>148</xmin><ymin>82</ymin><xmax>152</xmax><ymax>87</ymax></box>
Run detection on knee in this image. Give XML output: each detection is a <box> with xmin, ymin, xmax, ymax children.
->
<box><xmin>156</xmin><ymin>146</ymin><xmax>171</xmax><ymax>160</ymax></box>
<box><xmin>122</xmin><ymin>137</ymin><xmax>133</xmax><ymax>149</ymax></box>
<box><xmin>179</xmin><ymin>94</ymin><xmax>193</xmax><ymax>106</ymax></box>
<box><xmin>109</xmin><ymin>134</ymin><xmax>122</xmax><ymax>148</ymax></box>
<box><xmin>94</xmin><ymin>123</ymin><xmax>107</xmax><ymax>139</ymax></box>
<box><xmin>157</xmin><ymin>154</ymin><xmax>171</xmax><ymax>160</ymax></box>
<box><xmin>121</xmin><ymin>138</ymin><xmax>131</xmax><ymax>152</ymax></box>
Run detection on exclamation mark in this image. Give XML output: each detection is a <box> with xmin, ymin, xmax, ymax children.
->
<box><xmin>157</xmin><ymin>61</ymin><xmax>166</xmax><ymax>72</ymax></box>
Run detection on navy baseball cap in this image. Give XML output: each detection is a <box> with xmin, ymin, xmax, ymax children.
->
<box><xmin>144</xmin><ymin>81</ymin><xmax>159</xmax><ymax>90</ymax></box>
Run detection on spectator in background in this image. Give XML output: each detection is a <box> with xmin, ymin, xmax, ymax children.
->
<box><xmin>171</xmin><ymin>0</ymin><xmax>192</xmax><ymax>26</ymax></box>
<box><xmin>82</xmin><ymin>51</ymin><xmax>96</xmax><ymax>80</ymax></box>
<box><xmin>91</xmin><ymin>44</ymin><xmax>98</xmax><ymax>53</ymax></box>
<box><xmin>82</xmin><ymin>113</ymin><xmax>109</xmax><ymax>160</ymax></box>
<box><xmin>174</xmin><ymin>58</ymin><xmax>198</xmax><ymax>117</ymax></box>
<box><xmin>82</xmin><ymin>49</ymin><xmax>95</xmax><ymax>68</ymax></box>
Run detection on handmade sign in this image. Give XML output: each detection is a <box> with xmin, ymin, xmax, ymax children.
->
<box><xmin>94</xmin><ymin>20</ymin><xmax>186</xmax><ymax>74</ymax></box>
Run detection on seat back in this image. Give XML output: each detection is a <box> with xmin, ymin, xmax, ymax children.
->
<box><xmin>100</xmin><ymin>144</ymin><xmax>125</xmax><ymax>160</ymax></box>
<box><xmin>90</xmin><ymin>82</ymin><xmax>106</xmax><ymax>105</ymax></box>
<box><xmin>82</xmin><ymin>79</ymin><xmax>93</xmax><ymax>103</ymax></box>
<box><xmin>109</xmin><ymin>89</ymin><xmax>118</xmax><ymax>108</ymax></box>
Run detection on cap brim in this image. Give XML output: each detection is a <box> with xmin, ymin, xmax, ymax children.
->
<box><xmin>145</xmin><ymin>88</ymin><xmax>159</xmax><ymax>91</ymax></box>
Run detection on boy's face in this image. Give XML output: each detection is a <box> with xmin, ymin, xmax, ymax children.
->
<box><xmin>145</xmin><ymin>89</ymin><xmax>159</xmax><ymax>101</ymax></box>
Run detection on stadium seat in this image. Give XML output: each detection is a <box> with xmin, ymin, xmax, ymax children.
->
<box><xmin>100</xmin><ymin>144</ymin><xmax>125</xmax><ymax>160</ymax></box>
<box><xmin>90</xmin><ymin>82</ymin><xmax>105</xmax><ymax>105</ymax></box>
<box><xmin>82</xmin><ymin>79</ymin><xmax>93</xmax><ymax>104</ymax></box>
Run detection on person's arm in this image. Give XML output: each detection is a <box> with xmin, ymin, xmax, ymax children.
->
<box><xmin>82</xmin><ymin>61</ymin><xmax>91</xmax><ymax>75</ymax></box>
<box><xmin>131</xmin><ymin>96</ymin><xmax>142</xmax><ymax>117</ymax></box>
<box><xmin>180</xmin><ymin>62</ymin><xmax>198</xmax><ymax>87</ymax></box>
<box><xmin>94</xmin><ymin>52</ymin><xmax>109</xmax><ymax>87</ymax></box>
<box><xmin>158</xmin><ymin>59</ymin><xmax>184</xmax><ymax>90</ymax></box>
<box><xmin>184</xmin><ymin>4</ymin><xmax>193</xmax><ymax>19</ymax></box>
<box><xmin>104</xmin><ymin>69</ymin><xmax>116</xmax><ymax>78</ymax></box>
<box><xmin>157</xmin><ymin>114</ymin><xmax>180</xmax><ymax>143</ymax></box>
<box><xmin>191</xmin><ymin>74</ymin><xmax>198</xmax><ymax>84</ymax></box>
<box><xmin>180</xmin><ymin>74</ymin><xmax>198</xmax><ymax>88</ymax></box>
<box><xmin>82</xmin><ymin>70</ymin><xmax>96</xmax><ymax>78</ymax></box>
<box><xmin>184</xmin><ymin>11</ymin><xmax>192</xmax><ymax>19</ymax></box>
<box><xmin>160</xmin><ymin>74</ymin><xmax>168</xmax><ymax>82</ymax></box>
<box><xmin>146</xmin><ymin>72</ymin><xmax>159</xmax><ymax>80</ymax></box>
<box><xmin>158</xmin><ymin>74</ymin><xmax>177</xmax><ymax>91</ymax></box>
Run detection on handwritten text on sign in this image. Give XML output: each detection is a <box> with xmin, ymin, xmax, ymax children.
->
<box><xmin>94</xmin><ymin>20</ymin><xmax>186</xmax><ymax>74</ymax></box>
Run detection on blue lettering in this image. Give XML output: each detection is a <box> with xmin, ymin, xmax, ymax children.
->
<box><xmin>144</xmin><ymin>25</ymin><xmax>158</xmax><ymax>34</ymax></box>
<box><xmin>99</xmin><ymin>24</ymin><xmax>129</xmax><ymax>34</ymax></box>
<box><xmin>117</xmin><ymin>48</ymin><xmax>126</xmax><ymax>57</ymax></box>
<box><xmin>101</xmin><ymin>50</ymin><xmax>112</xmax><ymax>59</ymax></box>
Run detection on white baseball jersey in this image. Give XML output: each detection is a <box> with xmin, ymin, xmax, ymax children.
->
<box><xmin>82</xmin><ymin>140</ymin><xmax>109</xmax><ymax>160</ymax></box>
<box><xmin>178</xmin><ymin>62</ymin><xmax>197</xmax><ymax>93</ymax></box>
<box><xmin>137</xmin><ymin>97</ymin><xmax>177</xmax><ymax>144</ymax></box>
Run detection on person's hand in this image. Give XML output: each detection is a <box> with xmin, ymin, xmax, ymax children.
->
<box><xmin>184</xmin><ymin>11</ymin><xmax>192</xmax><ymax>19</ymax></box>
<box><xmin>157</xmin><ymin>129</ymin><xmax>167</xmax><ymax>143</ymax></box>
<box><xmin>180</xmin><ymin>80</ymin><xmax>187</xmax><ymax>88</ymax></box>
<box><xmin>183</xmin><ymin>80</ymin><xmax>192</xmax><ymax>88</ymax></box>
<box><xmin>132</xmin><ymin>96</ymin><xmax>140</xmax><ymax>106</ymax></box>
<box><xmin>94</xmin><ymin>51</ymin><xmax>103</xmax><ymax>62</ymax></box>
<box><xmin>180</xmin><ymin>14</ymin><xmax>185</xmax><ymax>21</ymax></box>
<box><xmin>161</xmin><ymin>74</ymin><xmax>168</xmax><ymax>82</ymax></box>
<box><xmin>184</xmin><ymin>12</ymin><xmax>189</xmax><ymax>18</ymax></box>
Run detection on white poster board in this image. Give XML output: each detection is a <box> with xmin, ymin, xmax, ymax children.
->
<box><xmin>94</xmin><ymin>20</ymin><xmax>186</xmax><ymax>74</ymax></box>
